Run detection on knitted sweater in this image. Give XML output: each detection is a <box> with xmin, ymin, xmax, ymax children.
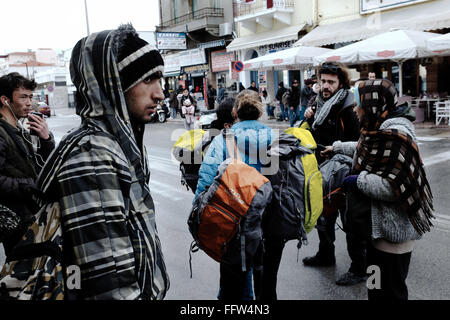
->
<box><xmin>332</xmin><ymin>117</ymin><xmax>421</xmax><ymax>251</ymax></box>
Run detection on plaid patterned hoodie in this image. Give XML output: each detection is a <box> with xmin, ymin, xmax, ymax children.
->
<box><xmin>37</xmin><ymin>29</ymin><xmax>169</xmax><ymax>300</ymax></box>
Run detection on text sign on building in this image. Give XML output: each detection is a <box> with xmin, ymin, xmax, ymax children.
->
<box><xmin>360</xmin><ymin>0</ymin><xmax>429</xmax><ymax>14</ymax></box>
<box><xmin>156</xmin><ymin>32</ymin><xmax>186</xmax><ymax>50</ymax></box>
<box><xmin>211</xmin><ymin>50</ymin><xmax>235</xmax><ymax>73</ymax></box>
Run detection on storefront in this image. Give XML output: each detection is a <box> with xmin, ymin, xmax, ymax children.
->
<box><xmin>227</xmin><ymin>24</ymin><xmax>307</xmax><ymax>97</ymax></box>
<box><xmin>210</xmin><ymin>49</ymin><xmax>236</xmax><ymax>90</ymax></box>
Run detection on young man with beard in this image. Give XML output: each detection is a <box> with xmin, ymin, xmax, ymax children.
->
<box><xmin>0</xmin><ymin>73</ymin><xmax>55</xmax><ymax>255</ymax></box>
<box><xmin>36</xmin><ymin>24</ymin><xmax>169</xmax><ymax>300</ymax></box>
<box><xmin>303</xmin><ymin>62</ymin><xmax>365</xmax><ymax>286</ymax></box>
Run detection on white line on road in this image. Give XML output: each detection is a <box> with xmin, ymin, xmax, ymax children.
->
<box><xmin>416</xmin><ymin>136</ymin><xmax>444</xmax><ymax>142</ymax></box>
<box><xmin>422</xmin><ymin>151</ymin><xmax>450</xmax><ymax>167</ymax></box>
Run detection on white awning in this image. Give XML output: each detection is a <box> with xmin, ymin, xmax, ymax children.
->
<box><xmin>427</xmin><ymin>32</ymin><xmax>450</xmax><ymax>52</ymax></box>
<box><xmin>313</xmin><ymin>29</ymin><xmax>440</xmax><ymax>65</ymax></box>
<box><xmin>243</xmin><ymin>46</ymin><xmax>332</xmax><ymax>71</ymax></box>
<box><xmin>227</xmin><ymin>24</ymin><xmax>306</xmax><ymax>52</ymax></box>
<box><xmin>295</xmin><ymin>0</ymin><xmax>450</xmax><ymax>47</ymax></box>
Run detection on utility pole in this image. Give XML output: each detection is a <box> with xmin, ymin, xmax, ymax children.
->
<box><xmin>84</xmin><ymin>0</ymin><xmax>90</xmax><ymax>36</ymax></box>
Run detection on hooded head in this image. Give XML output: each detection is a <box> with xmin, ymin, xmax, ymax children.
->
<box><xmin>70</xmin><ymin>23</ymin><xmax>164</xmax><ymax>120</ymax></box>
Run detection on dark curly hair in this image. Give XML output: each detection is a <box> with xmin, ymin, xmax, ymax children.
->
<box><xmin>0</xmin><ymin>72</ymin><xmax>37</xmax><ymax>103</ymax></box>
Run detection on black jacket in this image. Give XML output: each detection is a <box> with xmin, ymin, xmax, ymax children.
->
<box><xmin>0</xmin><ymin>117</ymin><xmax>55</xmax><ymax>253</ymax></box>
<box><xmin>307</xmin><ymin>91</ymin><xmax>360</xmax><ymax>161</ymax></box>
<box><xmin>288</xmin><ymin>86</ymin><xmax>301</xmax><ymax>108</ymax></box>
<box><xmin>275</xmin><ymin>86</ymin><xmax>287</xmax><ymax>101</ymax></box>
<box><xmin>301</xmin><ymin>86</ymin><xmax>315</xmax><ymax>107</ymax></box>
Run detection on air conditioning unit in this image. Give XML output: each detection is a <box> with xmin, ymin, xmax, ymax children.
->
<box><xmin>219</xmin><ymin>22</ymin><xmax>232</xmax><ymax>36</ymax></box>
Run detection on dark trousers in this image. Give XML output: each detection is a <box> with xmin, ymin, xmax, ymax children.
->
<box><xmin>317</xmin><ymin>214</ymin><xmax>367</xmax><ymax>275</ymax></box>
<box><xmin>260</xmin><ymin>236</ymin><xmax>286</xmax><ymax>301</ymax></box>
<box><xmin>219</xmin><ymin>262</ymin><xmax>254</xmax><ymax>301</ymax></box>
<box><xmin>367</xmin><ymin>243</ymin><xmax>412</xmax><ymax>301</ymax></box>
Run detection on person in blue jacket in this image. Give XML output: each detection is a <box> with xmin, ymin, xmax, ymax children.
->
<box><xmin>194</xmin><ymin>89</ymin><xmax>274</xmax><ymax>301</ymax></box>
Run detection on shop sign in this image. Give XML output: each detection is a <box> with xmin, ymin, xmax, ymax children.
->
<box><xmin>178</xmin><ymin>48</ymin><xmax>207</xmax><ymax>67</ymax></box>
<box><xmin>156</xmin><ymin>32</ymin><xmax>187</xmax><ymax>50</ymax></box>
<box><xmin>211</xmin><ymin>50</ymin><xmax>235</xmax><ymax>73</ymax></box>
<box><xmin>164</xmin><ymin>48</ymin><xmax>207</xmax><ymax>73</ymax></box>
<box><xmin>360</xmin><ymin>0</ymin><xmax>429</xmax><ymax>14</ymax></box>
<box><xmin>258</xmin><ymin>41</ymin><xmax>294</xmax><ymax>56</ymax></box>
<box><xmin>182</xmin><ymin>64</ymin><xmax>210</xmax><ymax>74</ymax></box>
<box><xmin>198</xmin><ymin>40</ymin><xmax>225</xmax><ymax>49</ymax></box>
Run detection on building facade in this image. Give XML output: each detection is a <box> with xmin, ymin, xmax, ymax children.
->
<box><xmin>157</xmin><ymin>0</ymin><xmax>235</xmax><ymax>108</ymax></box>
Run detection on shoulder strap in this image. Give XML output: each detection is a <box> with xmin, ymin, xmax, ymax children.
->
<box><xmin>223</xmin><ymin>131</ymin><xmax>242</xmax><ymax>162</ymax></box>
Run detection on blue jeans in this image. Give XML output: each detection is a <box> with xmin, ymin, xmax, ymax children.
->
<box><xmin>279</xmin><ymin>103</ymin><xmax>288</xmax><ymax>121</ymax></box>
<box><xmin>170</xmin><ymin>107</ymin><xmax>177</xmax><ymax>119</ymax></box>
<box><xmin>300</xmin><ymin>105</ymin><xmax>307</xmax><ymax>121</ymax></box>
<box><xmin>266</xmin><ymin>105</ymin><xmax>275</xmax><ymax>117</ymax></box>
<box><xmin>289</xmin><ymin>106</ymin><xmax>300</xmax><ymax>127</ymax></box>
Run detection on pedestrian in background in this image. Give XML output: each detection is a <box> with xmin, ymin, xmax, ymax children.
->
<box><xmin>217</xmin><ymin>84</ymin><xmax>225</xmax><ymax>104</ymax></box>
<box><xmin>261</xmin><ymin>89</ymin><xmax>274</xmax><ymax>120</ymax></box>
<box><xmin>182</xmin><ymin>98</ymin><xmax>195</xmax><ymax>130</ymax></box>
<box><xmin>288</xmin><ymin>79</ymin><xmax>301</xmax><ymax>127</ymax></box>
<box><xmin>168</xmin><ymin>86</ymin><xmax>179</xmax><ymax>119</ymax></box>
<box><xmin>300</xmin><ymin>78</ymin><xmax>315</xmax><ymax>120</ymax></box>
<box><xmin>207</xmin><ymin>84</ymin><xmax>216</xmax><ymax>110</ymax></box>
<box><xmin>248</xmin><ymin>81</ymin><xmax>259</xmax><ymax>93</ymax></box>
<box><xmin>275</xmin><ymin>82</ymin><xmax>288</xmax><ymax>121</ymax></box>
<box><xmin>321</xmin><ymin>79</ymin><xmax>433</xmax><ymax>300</ymax></box>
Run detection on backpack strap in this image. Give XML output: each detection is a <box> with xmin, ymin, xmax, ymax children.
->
<box><xmin>223</xmin><ymin>131</ymin><xmax>242</xmax><ymax>161</ymax></box>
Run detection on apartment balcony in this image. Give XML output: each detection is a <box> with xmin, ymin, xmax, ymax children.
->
<box><xmin>157</xmin><ymin>7</ymin><xmax>225</xmax><ymax>36</ymax></box>
<box><xmin>233</xmin><ymin>0</ymin><xmax>295</xmax><ymax>32</ymax></box>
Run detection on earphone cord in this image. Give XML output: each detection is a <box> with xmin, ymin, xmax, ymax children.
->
<box><xmin>4</xmin><ymin>101</ymin><xmax>45</xmax><ymax>168</ymax></box>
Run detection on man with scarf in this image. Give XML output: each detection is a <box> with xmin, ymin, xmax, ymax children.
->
<box><xmin>321</xmin><ymin>79</ymin><xmax>433</xmax><ymax>300</ymax></box>
<box><xmin>36</xmin><ymin>24</ymin><xmax>169</xmax><ymax>300</ymax></box>
<box><xmin>303</xmin><ymin>62</ymin><xmax>364</xmax><ymax>286</ymax></box>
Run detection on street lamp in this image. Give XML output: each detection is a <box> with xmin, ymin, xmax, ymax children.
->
<box><xmin>84</xmin><ymin>0</ymin><xmax>90</xmax><ymax>36</ymax></box>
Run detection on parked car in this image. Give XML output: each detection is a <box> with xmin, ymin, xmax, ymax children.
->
<box><xmin>36</xmin><ymin>102</ymin><xmax>51</xmax><ymax>117</ymax></box>
<box><xmin>194</xmin><ymin>109</ymin><xmax>216</xmax><ymax>129</ymax></box>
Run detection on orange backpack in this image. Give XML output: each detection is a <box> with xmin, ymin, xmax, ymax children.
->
<box><xmin>188</xmin><ymin>132</ymin><xmax>272</xmax><ymax>276</ymax></box>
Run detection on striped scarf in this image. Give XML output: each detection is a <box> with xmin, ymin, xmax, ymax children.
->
<box><xmin>353</xmin><ymin>80</ymin><xmax>434</xmax><ymax>235</ymax></box>
<box><xmin>312</xmin><ymin>88</ymin><xmax>348</xmax><ymax>130</ymax></box>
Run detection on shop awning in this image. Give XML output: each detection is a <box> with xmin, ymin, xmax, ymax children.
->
<box><xmin>427</xmin><ymin>32</ymin><xmax>450</xmax><ymax>52</ymax></box>
<box><xmin>227</xmin><ymin>24</ymin><xmax>306</xmax><ymax>52</ymax></box>
<box><xmin>295</xmin><ymin>0</ymin><xmax>450</xmax><ymax>47</ymax></box>
<box><xmin>243</xmin><ymin>46</ymin><xmax>332</xmax><ymax>70</ymax></box>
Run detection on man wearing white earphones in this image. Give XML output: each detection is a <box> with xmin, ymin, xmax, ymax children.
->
<box><xmin>0</xmin><ymin>72</ymin><xmax>55</xmax><ymax>256</ymax></box>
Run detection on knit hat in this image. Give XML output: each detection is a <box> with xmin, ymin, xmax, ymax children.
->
<box><xmin>114</xmin><ymin>24</ymin><xmax>164</xmax><ymax>93</ymax></box>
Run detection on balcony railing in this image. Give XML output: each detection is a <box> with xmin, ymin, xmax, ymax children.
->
<box><xmin>159</xmin><ymin>7</ymin><xmax>224</xmax><ymax>29</ymax></box>
<box><xmin>233</xmin><ymin>0</ymin><xmax>294</xmax><ymax>17</ymax></box>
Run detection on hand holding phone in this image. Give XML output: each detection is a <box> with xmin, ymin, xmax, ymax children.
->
<box><xmin>28</xmin><ymin>112</ymin><xmax>49</xmax><ymax>140</ymax></box>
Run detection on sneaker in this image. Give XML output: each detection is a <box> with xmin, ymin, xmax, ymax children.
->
<box><xmin>302</xmin><ymin>254</ymin><xmax>336</xmax><ymax>267</ymax></box>
<box><xmin>335</xmin><ymin>272</ymin><xmax>368</xmax><ymax>286</ymax></box>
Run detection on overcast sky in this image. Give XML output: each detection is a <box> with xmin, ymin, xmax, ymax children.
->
<box><xmin>0</xmin><ymin>0</ymin><xmax>160</xmax><ymax>53</ymax></box>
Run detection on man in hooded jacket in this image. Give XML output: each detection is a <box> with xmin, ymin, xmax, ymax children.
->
<box><xmin>36</xmin><ymin>24</ymin><xmax>170</xmax><ymax>300</ymax></box>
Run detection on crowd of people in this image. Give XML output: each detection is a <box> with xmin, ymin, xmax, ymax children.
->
<box><xmin>0</xmin><ymin>24</ymin><xmax>434</xmax><ymax>301</ymax></box>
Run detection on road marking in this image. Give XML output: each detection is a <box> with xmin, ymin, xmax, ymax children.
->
<box><xmin>422</xmin><ymin>151</ymin><xmax>450</xmax><ymax>167</ymax></box>
<box><xmin>416</xmin><ymin>136</ymin><xmax>444</xmax><ymax>142</ymax></box>
<box><xmin>149</xmin><ymin>179</ymin><xmax>190</xmax><ymax>201</ymax></box>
